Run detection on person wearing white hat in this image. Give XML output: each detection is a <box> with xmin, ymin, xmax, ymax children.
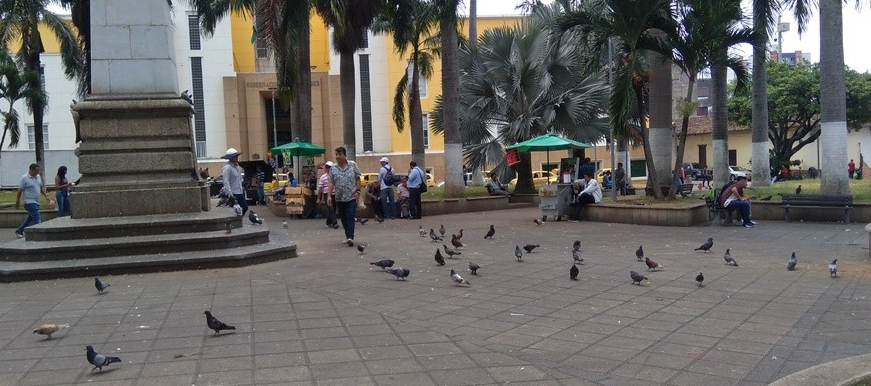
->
<box><xmin>317</xmin><ymin>161</ymin><xmax>339</xmax><ymax>228</ymax></box>
<box><xmin>221</xmin><ymin>148</ymin><xmax>248</xmax><ymax>216</ymax></box>
<box><xmin>378</xmin><ymin>157</ymin><xmax>396</xmax><ymax>220</ymax></box>
<box><xmin>327</xmin><ymin>147</ymin><xmax>362</xmax><ymax>246</ymax></box>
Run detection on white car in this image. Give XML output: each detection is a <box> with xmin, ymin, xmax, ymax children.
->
<box><xmin>729</xmin><ymin>166</ymin><xmax>752</xmax><ymax>181</ymax></box>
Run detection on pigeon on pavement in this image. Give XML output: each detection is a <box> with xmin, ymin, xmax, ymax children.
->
<box><xmin>695</xmin><ymin>272</ymin><xmax>705</xmax><ymax>287</ymax></box>
<box><xmin>723</xmin><ymin>249</ymin><xmax>738</xmax><ymax>266</ymax></box>
<box><xmin>450</xmin><ymin>269</ymin><xmax>470</xmax><ymax>286</ymax></box>
<box><xmin>33</xmin><ymin>323</ymin><xmax>69</xmax><ymax>339</ymax></box>
<box><xmin>630</xmin><ymin>271</ymin><xmax>648</xmax><ymax>285</ymax></box>
<box><xmin>468</xmin><ymin>262</ymin><xmax>480</xmax><ymax>275</ymax></box>
<box><xmin>439</xmin><ymin>224</ymin><xmax>446</xmax><ymax>237</ymax></box>
<box><xmin>787</xmin><ymin>252</ymin><xmax>798</xmax><ymax>271</ymax></box>
<box><xmin>694</xmin><ymin>237</ymin><xmax>713</xmax><ymax>253</ymax></box>
<box><xmin>86</xmin><ymin>345</ymin><xmax>121</xmax><ymax>372</ymax></box>
<box><xmin>249</xmin><ymin>211</ymin><xmax>263</xmax><ymax>225</ymax></box>
<box><xmin>94</xmin><ymin>277</ymin><xmax>110</xmax><ymax>294</ymax></box>
<box><xmin>570</xmin><ymin>264</ymin><xmax>579</xmax><ymax>281</ymax></box>
<box><xmin>635</xmin><ymin>245</ymin><xmax>644</xmax><ymax>261</ymax></box>
<box><xmin>226</xmin><ymin>221</ymin><xmax>232</xmax><ymax>234</ymax></box>
<box><xmin>829</xmin><ymin>259</ymin><xmax>838</xmax><ymax>278</ymax></box>
<box><xmin>204</xmin><ymin>311</ymin><xmax>236</xmax><ymax>335</ymax></box>
<box><xmin>282</xmin><ymin>220</ymin><xmax>288</xmax><ymax>229</ymax></box>
<box><xmin>419</xmin><ymin>226</ymin><xmax>427</xmax><ymax>237</ymax></box>
<box><xmin>572</xmin><ymin>240</ymin><xmax>581</xmax><ymax>252</ymax></box>
<box><xmin>429</xmin><ymin>228</ymin><xmax>443</xmax><ymax>242</ymax></box>
<box><xmin>370</xmin><ymin>259</ymin><xmax>394</xmax><ymax>270</ymax></box>
<box><xmin>514</xmin><ymin>245</ymin><xmax>523</xmax><ymax>262</ymax></box>
<box><xmin>375</xmin><ymin>217</ymin><xmax>385</xmax><ymax>223</ymax></box>
<box><xmin>233</xmin><ymin>202</ymin><xmax>243</xmax><ymax>217</ymax></box>
<box><xmin>434</xmin><ymin>249</ymin><xmax>446</xmax><ymax>266</ymax></box>
<box><xmin>451</xmin><ymin>234</ymin><xmax>465</xmax><ymax>248</ymax></box>
<box><xmin>386</xmin><ymin>267</ymin><xmax>410</xmax><ymax>280</ymax></box>
<box><xmin>484</xmin><ymin>225</ymin><xmax>495</xmax><ymax>239</ymax></box>
<box><xmin>356</xmin><ymin>218</ymin><xmax>369</xmax><ymax>225</ymax></box>
<box><xmin>572</xmin><ymin>249</ymin><xmax>583</xmax><ymax>264</ymax></box>
<box><xmin>523</xmin><ymin>244</ymin><xmax>539</xmax><ymax>253</ymax></box>
<box><xmin>534</xmin><ymin>218</ymin><xmax>543</xmax><ymax>225</ymax></box>
<box><xmin>357</xmin><ymin>244</ymin><xmax>366</xmax><ymax>255</ymax></box>
<box><xmin>645</xmin><ymin>257</ymin><xmax>661</xmax><ymax>271</ymax></box>
<box><xmin>443</xmin><ymin>244</ymin><xmax>461</xmax><ymax>258</ymax></box>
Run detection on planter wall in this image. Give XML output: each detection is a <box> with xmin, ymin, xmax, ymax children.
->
<box><xmin>580</xmin><ymin>202</ymin><xmax>709</xmax><ymax>227</ymax></box>
<box><xmin>266</xmin><ymin>196</ymin><xmax>512</xmax><ymax>218</ymax></box>
<box><xmin>0</xmin><ymin>210</ymin><xmax>59</xmax><ymax>228</ymax></box>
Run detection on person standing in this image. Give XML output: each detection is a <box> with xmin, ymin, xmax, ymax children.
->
<box><xmin>54</xmin><ymin>166</ymin><xmax>73</xmax><ymax>217</ymax></box>
<box><xmin>378</xmin><ymin>157</ymin><xmax>396</xmax><ymax>219</ymax></box>
<box><xmin>221</xmin><ymin>148</ymin><xmax>248</xmax><ymax>216</ymax></box>
<box><xmin>317</xmin><ymin>162</ymin><xmax>339</xmax><ymax>228</ymax></box>
<box><xmin>614</xmin><ymin>162</ymin><xmax>627</xmax><ymax>195</ymax></box>
<box><xmin>398</xmin><ymin>176</ymin><xmax>410</xmax><ymax>218</ymax></box>
<box><xmin>328</xmin><ymin>147</ymin><xmax>361</xmax><ymax>246</ymax></box>
<box><xmin>14</xmin><ymin>163</ymin><xmax>50</xmax><ymax>238</ymax></box>
<box><xmin>848</xmin><ymin>159</ymin><xmax>856</xmax><ymax>179</ymax></box>
<box><xmin>407</xmin><ymin>161</ymin><xmax>425</xmax><ymax>219</ymax></box>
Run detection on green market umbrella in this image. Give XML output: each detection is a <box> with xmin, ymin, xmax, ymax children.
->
<box><xmin>270</xmin><ymin>139</ymin><xmax>327</xmax><ymax>160</ymax></box>
<box><xmin>505</xmin><ymin>133</ymin><xmax>592</xmax><ymax>171</ymax></box>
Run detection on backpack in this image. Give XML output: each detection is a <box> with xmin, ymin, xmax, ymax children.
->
<box><xmin>383</xmin><ymin>166</ymin><xmax>395</xmax><ymax>185</ymax></box>
<box><xmin>717</xmin><ymin>182</ymin><xmax>735</xmax><ymax>207</ymax></box>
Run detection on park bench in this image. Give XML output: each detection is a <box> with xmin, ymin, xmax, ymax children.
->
<box><xmin>781</xmin><ymin>194</ymin><xmax>853</xmax><ymax>223</ymax></box>
<box><xmin>679</xmin><ymin>183</ymin><xmax>694</xmax><ymax>198</ymax></box>
<box><xmin>704</xmin><ymin>191</ymin><xmax>736</xmax><ymax>225</ymax></box>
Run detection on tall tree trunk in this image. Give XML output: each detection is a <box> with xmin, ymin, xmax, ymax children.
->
<box><xmin>339</xmin><ymin>51</ymin><xmax>357</xmax><ymax>161</ymax></box>
<box><xmin>295</xmin><ymin>16</ymin><xmax>313</xmax><ymax>142</ymax></box>
<box><xmin>647</xmin><ymin>45</ymin><xmax>672</xmax><ymax>193</ymax></box>
<box><xmin>29</xmin><ymin>53</ymin><xmax>45</xmax><ymax>176</ymax></box>
<box><xmin>818</xmin><ymin>0</ymin><xmax>849</xmax><ymax>195</ymax></box>
<box><xmin>636</xmin><ymin>74</ymin><xmax>662</xmax><ymax>199</ymax></box>
<box><xmin>750</xmin><ymin>6</ymin><xmax>771</xmax><ymax>186</ymax></box>
<box><xmin>409</xmin><ymin>61</ymin><xmax>426</xmax><ymax>170</ymax></box>
<box><xmin>711</xmin><ymin>62</ymin><xmax>729</xmax><ymax>188</ymax></box>
<box><xmin>668</xmin><ymin>78</ymin><xmax>695</xmax><ymax>199</ymax></box>
<box><xmin>468</xmin><ymin>0</ymin><xmax>477</xmax><ymax>48</ymax></box>
<box><xmin>441</xmin><ymin>17</ymin><xmax>465</xmax><ymax>197</ymax></box>
<box><xmin>514</xmin><ymin>152</ymin><xmax>534</xmax><ymax>193</ymax></box>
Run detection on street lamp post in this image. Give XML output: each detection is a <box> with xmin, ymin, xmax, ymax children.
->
<box><xmin>268</xmin><ymin>87</ymin><xmax>278</xmax><ymax>148</ymax></box>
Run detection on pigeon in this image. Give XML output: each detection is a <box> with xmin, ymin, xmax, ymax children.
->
<box><xmin>514</xmin><ymin>245</ymin><xmax>523</xmax><ymax>261</ymax></box>
<box><xmin>357</xmin><ymin>244</ymin><xmax>366</xmax><ymax>255</ymax></box>
<box><xmin>723</xmin><ymin>248</ymin><xmax>738</xmax><ymax>266</ymax></box>
<box><xmin>356</xmin><ymin>218</ymin><xmax>369</xmax><ymax>225</ymax></box>
<box><xmin>374</xmin><ymin>217</ymin><xmax>385</xmax><ymax>223</ymax></box>
<box><xmin>795</xmin><ymin>185</ymin><xmax>802</xmax><ymax>195</ymax></box>
<box><xmin>572</xmin><ymin>249</ymin><xmax>584</xmax><ymax>264</ymax></box>
<box><xmin>484</xmin><ymin>225</ymin><xmax>495</xmax><ymax>239</ymax></box>
<box><xmin>443</xmin><ymin>244</ymin><xmax>461</xmax><ymax>258</ymax></box>
<box><xmin>282</xmin><ymin>220</ymin><xmax>288</xmax><ymax>229</ymax></box>
<box><xmin>249</xmin><ymin>211</ymin><xmax>263</xmax><ymax>225</ymax></box>
<box><xmin>572</xmin><ymin>240</ymin><xmax>581</xmax><ymax>252</ymax></box>
<box><xmin>450</xmin><ymin>269</ymin><xmax>470</xmax><ymax>286</ymax></box>
<box><xmin>570</xmin><ymin>263</ymin><xmax>579</xmax><ymax>281</ymax></box>
<box><xmin>181</xmin><ymin>89</ymin><xmax>194</xmax><ymax>105</ymax></box>
<box><xmin>630</xmin><ymin>271</ymin><xmax>648</xmax><ymax>285</ymax></box>
<box><xmin>695</xmin><ymin>272</ymin><xmax>705</xmax><ymax>287</ymax></box>
<box><xmin>645</xmin><ymin>257</ymin><xmax>661</xmax><ymax>271</ymax></box>
<box><xmin>829</xmin><ymin>259</ymin><xmax>838</xmax><ymax>278</ymax></box>
<box><xmin>694</xmin><ymin>237</ymin><xmax>713</xmax><ymax>253</ymax></box>
<box><xmin>386</xmin><ymin>267</ymin><xmax>410</xmax><ymax>280</ymax></box>
<box><xmin>434</xmin><ymin>249</ymin><xmax>446</xmax><ymax>266</ymax></box>
<box><xmin>759</xmin><ymin>195</ymin><xmax>773</xmax><ymax>201</ymax></box>
<box><xmin>457</xmin><ymin>228</ymin><xmax>464</xmax><ymax>240</ymax></box>
<box><xmin>204</xmin><ymin>311</ymin><xmax>236</xmax><ymax>335</ymax></box>
<box><xmin>419</xmin><ymin>226</ymin><xmax>427</xmax><ymax>237</ymax></box>
<box><xmin>787</xmin><ymin>252</ymin><xmax>798</xmax><ymax>271</ymax></box>
<box><xmin>468</xmin><ymin>262</ymin><xmax>480</xmax><ymax>275</ymax></box>
<box><xmin>86</xmin><ymin>346</ymin><xmax>121</xmax><ymax>372</ymax></box>
<box><xmin>370</xmin><ymin>259</ymin><xmax>394</xmax><ymax>270</ymax></box>
<box><xmin>439</xmin><ymin>224</ymin><xmax>446</xmax><ymax>237</ymax></box>
<box><xmin>429</xmin><ymin>228</ymin><xmax>443</xmax><ymax>242</ymax></box>
<box><xmin>233</xmin><ymin>203</ymin><xmax>243</xmax><ymax>217</ymax></box>
<box><xmin>33</xmin><ymin>323</ymin><xmax>69</xmax><ymax>339</ymax></box>
<box><xmin>523</xmin><ymin>244</ymin><xmax>539</xmax><ymax>253</ymax></box>
<box><xmin>534</xmin><ymin>218</ymin><xmax>543</xmax><ymax>225</ymax></box>
<box><xmin>635</xmin><ymin>245</ymin><xmax>644</xmax><ymax>261</ymax></box>
<box><xmin>94</xmin><ymin>277</ymin><xmax>110</xmax><ymax>293</ymax></box>
<box><xmin>225</xmin><ymin>222</ymin><xmax>232</xmax><ymax>234</ymax></box>
<box><xmin>451</xmin><ymin>234</ymin><xmax>465</xmax><ymax>248</ymax></box>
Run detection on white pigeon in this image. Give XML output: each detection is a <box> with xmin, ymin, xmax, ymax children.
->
<box><xmin>418</xmin><ymin>226</ymin><xmax>427</xmax><ymax>237</ymax></box>
<box><xmin>233</xmin><ymin>203</ymin><xmax>243</xmax><ymax>217</ymax></box>
<box><xmin>572</xmin><ymin>249</ymin><xmax>584</xmax><ymax>264</ymax></box>
<box><xmin>450</xmin><ymin>269</ymin><xmax>470</xmax><ymax>286</ymax></box>
<box><xmin>282</xmin><ymin>220</ymin><xmax>288</xmax><ymax>229</ymax></box>
<box><xmin>829</xmin><ymin>259</ymin><xmax>838</xmax><ymax>278</ymax></box>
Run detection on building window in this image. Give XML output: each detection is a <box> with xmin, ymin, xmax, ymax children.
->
<box><xmin>360</xmin><ymin>54</ymin><xmax>373</xmax><ymax>152</ymax></box>
<box><xmin>187</xmin><ymin>13</ymin><xmax>201</xmax><ymax>50</ymax></box>
<box><xmin>27</xmin><ymin>124</ymin><xmax>48</xmax><ymax>150</ymax></box>
<box><xmin>255</xmin><ymin>34</ymin><xmax>269</xmax><ymax>59</ymax></box>
<box><xmin>361</xmin><ymin>28</ymin><xmax>369</xmax><ymax>49</ymax></box>
<box><xmin>422</xmin><ymin>113</ymin><xmax>429</xmax><ymax>149</ymax></box>
<box><xmin>407</xmin><ymin>61</ymin><xmax>427</xmax><ymax>98</ymax></box>
<box><xmin>190</xmin><ymin>57</ymin><xmax>207</xmax><ymax>158</ymax></box>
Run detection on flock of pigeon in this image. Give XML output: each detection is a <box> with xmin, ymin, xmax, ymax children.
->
<box><xmin>30</xmin><ymin>276</ymin><xmax>238</xmax><ymax>373</ymax></box>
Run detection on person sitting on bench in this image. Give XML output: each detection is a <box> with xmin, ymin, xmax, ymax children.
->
<box><xmin>568</xmin><ymin>172</ymin><xmax>602</xmax><ymax>222</ymax></box>
<box><xmin>486</xmin><ymin>172</ymin><xmax>510</xmax><ymax>196</ymax></box>
<box><xmin>722</xmin><ymin>176</ymin><xmax>756</xmax><ymax>228</ymax></box>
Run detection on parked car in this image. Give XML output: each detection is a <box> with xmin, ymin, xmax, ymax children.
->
<box><xmin>729</xmin><ymin>166</ymin><xmax>752</xmax><ymax>181</ymax></box>
<box><xmin>596</xmin><ymin>168</ymin><xmax>612</xmax><ymax>187</ymax></box>
<box><xmin>683</xmin><ymin>163</ymin><xmax>704</xmax><ymax>180</ymax></box>
<box><xmin>509</xmin><ymin>170</ymin><xmax>556</xmax><ymax>186</ymax></box>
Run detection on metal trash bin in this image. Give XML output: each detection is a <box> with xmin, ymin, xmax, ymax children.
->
<box><xmin>539</xmin><ymin>184</ymin><xmax>574</xmax><ymax>221</ymax></box>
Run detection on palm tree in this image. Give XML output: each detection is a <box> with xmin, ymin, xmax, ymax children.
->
<box><xmin>0</xmin><ymin>0</ymin><xmax>85</xmax><ymax>173</ymax></box>
<box><xmin>468</xmin><ymin>0</ymin><xmax>477</xmax><ymax>48</ymax></box>
<box><xmin>818</xmin><ymin>0</ymin><xmax>849</xmax><ymax>194</ymax></box>
<box><xmin>372</xmin><ymin>0</ymin><xmax>438</xmax><ymax>170</ymax></box>
<box><xmin>433</xmin><ymin>0</ymin><xmax>465</xmax><ymax>197</ymax></box>
<box><xmin>748</xmin><ymin>0</ymin><xmax>782</xmax><ymax>186</ymax></box>
<box><xmin>431</xmin><ymin>7</ymin><xmax>609</xmax><ymax>192</ymax></box>
<box><xmin>314</xmin><ymin>0</ymin><xmax>383</xmax><ymax>161</ymax></box>
<box><xmin>0</xmin><ymin>50</ymin><xmax>45</xmax><ymax>156</ymax></box>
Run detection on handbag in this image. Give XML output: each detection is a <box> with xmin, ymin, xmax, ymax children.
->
<box><xmin>418</xmin><ymin>168</ymin><xmax>428</xmax><ymax>193</ymax></box>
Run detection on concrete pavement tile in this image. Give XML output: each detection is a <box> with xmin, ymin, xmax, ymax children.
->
<box><xmin>359</xmin><ymin>345</ymin><xmax>414</xmax><ymax>361</ymax></box>
<box><xmin>429</xmin><ymin>368</ymin><xmax>497</xmax><ymax>385</ymax></box>
<box><xmin>194</xmin><ymin>370</ymin><xmax>254</xmax><ymax>385</ymax></box>
<box><xmin>559</xmin><ymin>354</ymin><xmax>622</xmax><ymax>373</ymax></box>
<box><xmin>629</xmin><ymin>351</ymin><xmax>695</xmax><ymax>370</ymax></box>
<box><xmin>408</xmin><ymin>342</ymin><xmax>461</xmax><ymax>356</ymax></box>
<box><xmin>528</xmin><ymin>338</ymin><xmax>588</xmax><ymax>354</ymax></box>
<box><xmin>725</xmin><ymin>330</ymin><xmax>781</xmax><ymax>345</ymax></box>
<box><xmin>485</xmin><ymin>332</ymin><xmax>544</xmax><ymax>347</ymax></box>
<box><xmin>18</xmin><ymin>368</ymin><xmax>82</xmax><ymax>386</ymax></box>
<box><xmin>418</xmin><ymin>354</ymin><xmax>478</xmax><ymax>371</ymax></box>
<box><xmin>253</xmin><ymin>366</ymin><xmax>312</xmax><ymax>384</ymax></box>
<box><xmin>647</xmin><ymin>342</ymin><xmax>705</xmax><ymax>357</ymax></box>
<box><xmin>346</xmin><ymin>323</ymin><xmax>393</xmax><ymax>336</ymax></box>
<box><xmin>571</xmin><ymin>321</ymin><xmax>623</xmax><ymax>335</ymax></box>
<box><xmin>254</xmin><ymin>352</ymin><xmax>307</xmax><ymax>368</ymax></box>
<box><xmin>341</xmin><ymin>314</ymin><xmax>387</xmax><ymax>326</ymax></box>
<box><xmin>686</xmin><ymin>359</ymin><xmax>753</xmax><ymax>379</ymax></box>
<box><xmin>159</xmin><ymin>326</ymin><xmax>205</xmax><ymax>338</ymax></box>
<box><xmin>74</xmin><ymin>380</ymin><xmax>133</xmax><ymax>386</ymax></box>
<box><xmin>254</xmin><ymin>340</ymin><xmax>305</xmax><ymax>354</ymax></box>
<box><xmin>302</xmin><ymin>336</ymin><xmax>354</xmax><ymax>351</ymax></box>
<box><xmin>675</xmin><ymin>323</ymin><xmax>733</xmax><ymax>338</ymax></box>
<box><xmin>736</xmin><ymin>321</ymin><xmax>791</xmax><ymax>335</ymax></box>
<box><xmin>701</xmin><ymin>349</ymin><xmax>764</xmax><ymax>368</ymax></box>
<box><xmin>307</xmin><ymin>348</ymin><xmax>361</xmax><ymax>364</ymax></box>
<box><xmin>200</xmin><ymin>343</ymin><xmax>251</xmax><ymax>359</ymax></box>
<box><xmin>597</xmin><ymin>335</ymin><xmax>657</xmax><ymax>351</ymax></box>
<box><xmin>399</xmin><ymin>330</ymin><xmax>453</xmax><ymax>344</ymax></box>
<box><xmin>771</xmin><ymin>360</ymin><xmax>815</xmax><ymax>381</ymax></box>
<box><xmin>133</xmin><ymin>375</ymin><xmax>196</xmax><ymax>386</ymax></box>
<box><xmin>486</xmin><ymin>364</ymin><xmax>553</xmax><ymax>383</ymax></box>
<box><xmin>254</xmin><ymin>329</ymin><xmax>300</xmax><ymax>342</ymax></box>
<box><xmin>32</xmin><ymin>355</ymin><xmax>85</xmax><ymax>371</ymax></box>
<box><xmin>197</xmin><ymin>356</ymin><xmax>252</xmax><ymax>373</ymax></box>
<box><xmin>663</xmin><ymin>332</ymin><xmax>720</xmax><ymax>348</ymax></box>
<box><xmin>300</xmin><ymin>326</ymin><xmax>347</xmax><ymax>339</ymax></box>
<box><xmin>139</xmin><ymin>359</ymin><xmax>198</xmax><ymax>376</ymax></box>
<box><xmin>364</xmin><ymin>357</ymin><xmax>424</xmax><ymax>374</ymax></box>
<box><xmin>549</xmin><ymin>329</ymin><xmax>606</xmax><ymax>344</ymax></box>
<box><xmin>372</xmin><ymin>372</ymin><xmax>437</xmax><ymax>386</ymax></box>
<box><xmin>298</xmin><ymin>317</ymin><xmax>342</xmax><ymax>329</ymax></box>
<box><xmin>611</xmin><ymin>362</ymin><xmax>679</xmax><ymax>384</ymax></box>
<box><xmin>787</xmin><ymin>348</ymin><xmax>822</xmax><ymax>362</ymax></box>
<box><xmin>580</xmin><ymin>345</ymin><xmax>640</xmax><ymax>361</ymax></box>
<box><xmin>309</xmin><ymin>361</ymin><xmax>368</xmax><ymax>379</ymax></box>
<box><xmin>615</xmin><ymin>326</ymin><xmax>671</xmax><ymax>341</ymax></box>
<box><xmin>315</xmin><ymin>376</ymin><xmax>376</xmax><ymax>386</ymax></box>
<box><xmin>668</xmin><ymin>371</ymin><xmax>740</xmax><ymax>386</ymax></box>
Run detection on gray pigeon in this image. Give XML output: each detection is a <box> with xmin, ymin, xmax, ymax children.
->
<box><xmin>94</xmin><ymin>277</ymin><xmax>110</xmax><ymax>293</ymax></box>
<box><xmin>249</xmin><ymin>211</ymin><xmax>263</xmax><ymax>225</ymax></box>
<box><xmin>86</xmin><ymin>345</ymin><xmax>121</xmax><ymax>372</ymax></box>
<box><xmin>434</xmin><ymin>249</ymin><xmax>446</xmax><ymax>266</ymax></box>
<box><xmin>695</xmin><ymin>272</ymin><xmax>705</xmax><ymax>287</ymax></box>
<box><xmin>572</xmin><ymin>249</ymin><xmax>583</xmax><ymax>264</ymax></box>
<box><xmin>451</xmin><ymin>234</ymin><xmax>465</xmax><ymax>248</ymax></box>
<box><xmin>795</xmin><ymin>185</ymin><xmax>802</xmax><ymax>195</ymax></box>
<box><xmin>635</xmin><ymin>245</ymin><xmax>644</xmax><ymax>261</ymax></box>
<box><xmin>204</xmin><ymin>311</ymin><xmax>236</xmax><ymax>335</ymax></box>
<box><xmin>572</xmin><ymin>240</ymin><xmax>581</xmax><ymax>252</ymax></box>
<box><xmin>282</xmin><ymin>220</ymin><xmax>288</xmax><ymax>229</ymax></box>
<box><xmin>370</xmin><ymin>259</ymin><xmax>394</xmax><ymax>270</ymax></box>
<box><xmin>450</xmin><ymin>269</ymin><xmax>470</xmax><ymax>286</ymax></box>
<box><xmin>787</xmin><ymin>252</ymin><xmax>797</xmax><ymax>271</ymax></box>
<box><xmin>630</xmin><ymin>271</ymin><xmax>648</xmax><ymax>285</ymax></box>
<box><xmin>723</xmin><ymin>248</ymin><xmax>738</xmax><ymax>266</ymax></box>
<box><xmin>829</xmin><ymin>259</ymin><xmax>838</xmax><ymax>278</ymax></box>
<box><xmin>514</xmin><ymin>245</ymin><xmax>523</xmax><ymax>261</ymax></box>
<box><xmin>484</xmin><ymin>225</ymin><xmax>495</xmax><ymax>239</ymax></box>
<box><xmin>429</xmin><ymin>228</ymin><xmax>443</xmax><ymax>242</ymax></box>
<box><xmin>357</xmin><ymin>244</ymin><xmax>366</xmax><ymax>255</ymax></box>
<box><xmin>181</xmin><ymin>89</ymin><xmax>194</xmax><ymax>105</ymax></box>
<box><xmin>225</xmin><ymin>221</ymin><xmax>232</xmax><ymax>234</ymax></box>
<box><xmin>523</xmin><ymin>244</ymin><xmax>539</xmax><ymax>253</ymax></box>
<box><xmin>694</xmin><ymin>237</ymin><xmax>713</xmax><ymax>253</ymax></box>
<box><xmin>570</xmin><ymin>263</ymin><xmax>579</xmax><ymax>280</ymax></box>
<box><xmin>386</xmin><ymin>267</ymin><xmax>410</xmax><ymax>280</ymax></box>
<box><xmin>419</xmin><ymin>226</ymin><xmax>427</xmax><ymax>237</ymax></box>
<box><xmin>468</xmin><ymin>262</ymin><xmax>480</xmax><ymax>275</ymax></box>
<box><xmin>534</xmin><ymin>218</ymin><xmax>543</xmax><ymax>225</ymax></box>
<box><xmin>443</xmin><ymin>244</ymin><xmax>461</xmax><ymax>258</ymax></box>
<box><xmin>439</xmin><ymin>224</ymin><xmax>446</xmax><ymax>237</ymax></box>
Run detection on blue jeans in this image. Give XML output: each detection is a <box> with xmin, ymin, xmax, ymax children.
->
<box><xmin>336</xmin><ymin>199</ymin><xmax>357</xmax><ymax>240</ymax></box>
<box><xmin>257</xmin><ymin>182</ymin><xmax>265</xmax><ymax>204</ymax></box>
<box><xmin>16</xmin><ymin>203</ymin><xmax>41</xmax><ymax>235</ymax></box>
<box><xmin>56</xmin><ymin>190</ymin><xmax>71</xmax><ymax>216</ymax></box>
<box><xmin>726</xmin><ymin>200</ymin><xmax>752</xmax><ymax>224</ymax></box>
<box><xmin>380</xmin><ymin>187</ymin><xmax>395</xmax><ymax>219</ymax></box>
<box><xmin>234</xmin><ymin>193</ymin><xmax>249</xmax><ymax>216</ymax></box>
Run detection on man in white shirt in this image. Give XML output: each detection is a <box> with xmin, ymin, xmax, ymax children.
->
<box><xmin>221</xmin><ymin>148</ymin><xmax>248</xmax><ymax>216</ymax></box>
<box><xmin>568</xmin><ymin>172</ymin><xmax>602</xmax><ymax>222</ymax></box>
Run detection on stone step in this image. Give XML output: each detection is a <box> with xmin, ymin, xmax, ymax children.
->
<box><xmin>23</xmin><ymin>210</ymin><xmax>242</xmax><ymax>241</ymax></box>
<box><xmin>0</xmin><ymin>240</ymin><xmax>296</xmax><ymax>282</ymax></box>
<box><xmin>1</xmin><ymin>225</ymin><xmax>269</xmax><ymax>262</ymax></box>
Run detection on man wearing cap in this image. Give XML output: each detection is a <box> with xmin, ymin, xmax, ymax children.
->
<box><xmin>327</xmin><ymin>147</ymin><xmax>362</xmax><ymax>246</ymax></box>
<box><xmin>317</xmin><ymin>161</ymin><xmax>339</xmax><ymax>228</ymax></box>
<box><xmin>378</xmin><ymin>157</ymin><xmax>396</xmax><ymax>219</ymax></box>
<box><xmin>221</xmin><ymin>148</ymin><xmax>248</xmax><ymax>216</ymax></box>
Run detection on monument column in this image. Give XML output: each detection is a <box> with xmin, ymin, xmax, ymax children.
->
<box><xmin>71</xmin><ymin>0</ymin><xmax>207</xmax><ymax>218</ymax></box>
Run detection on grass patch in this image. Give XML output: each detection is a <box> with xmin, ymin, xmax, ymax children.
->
<box><xmin>745</xmin><ymin>179</ymin><xmax>871</xmax><ymax>202</ymax></box>
<box><xmin>422</xmin><ymin>185</ymin><xmax>491</xmax><ymax>199</ymax></box>
<box><xmin>0</xmin><ymin>190</ymin><xmax>54</xmax><ymax>208</ymax></box>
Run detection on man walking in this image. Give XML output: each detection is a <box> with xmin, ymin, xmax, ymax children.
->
<box><xmin>14</xmin><ymin>163</ymin><xmax>50</xmax><ymax>238</ymax></box>
<box><xmin>407</xmin><ymin>161</ymin><xmax>425</xmax><ymax>219</ymax></box>
<box><xmin>221</xmin><ymin>148</ymin><xmax>248</xmax><ymax>216</ymax></box>
<box><xmin>328</xmin><ymin>147</ymin><xmax>361</xmax><ymax>246</ymax></box>
<box><xmin>378</xmin><ymin>157</ymin><xmax>396</xmax><ymax>219</ymax></box>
